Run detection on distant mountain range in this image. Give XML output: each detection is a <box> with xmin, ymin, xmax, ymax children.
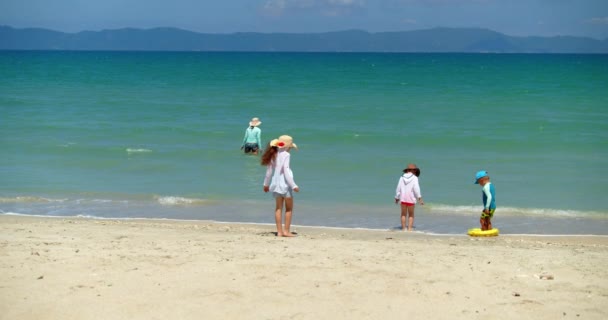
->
<box><xmin>1</xmin><ymin>25</ymin><xmax>607</xmax><ymax>53</ymax></box>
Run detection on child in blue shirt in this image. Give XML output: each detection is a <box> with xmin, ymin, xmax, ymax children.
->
<box><xmin>474</xmin><ymin>170</ymin><xmax>496</xmax><ymax>231</ymax></box>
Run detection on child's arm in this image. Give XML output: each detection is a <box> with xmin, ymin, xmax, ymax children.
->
<box><xmin>482</xmin><ymin>184</ymin><xmax>493</xmax><ymax>211</ymax></box>
<box><xmin>283</xmin><ymin>154</ymin><xmax>298</xmax><ymax>189</ymax></box>
<box><xmin>263</xmin><ymin>163</ymin><xmax>273</xmax><ymax>187</ymax></box>
<box><xmin>242</xmin><ymin>129</ymin><xmax>248</xmax><ymax>148</ymax></box>
<box><xmin>394</xmin><ymin>178</ymin><xmax>402</xmax><ymax>203</ymax></box>
<box><xmin>413</xmin><ymin>178</ymin><xmax>421</xmax><ymax>198</ymax></box>
<box><xmin>413</xmin><ymin>178</ymin><xmax>424</xmax><ymax>205</ymax></box>
<box><xmin>256</xmin><ymin>128</ymin><xmax>262</xmax><ymax>148</ymax></box>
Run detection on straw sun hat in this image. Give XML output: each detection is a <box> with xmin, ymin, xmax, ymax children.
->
<box><xmin>249</xmin><ymin>117</ymin><xmax>262</xmax><ymax>127</ymax></box>
<box><xmin>270</xmin><ymin>135</ymin><xmax>298</xmax><ymax>149</ymax></box>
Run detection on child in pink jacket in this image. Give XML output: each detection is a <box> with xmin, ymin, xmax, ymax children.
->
<box><xmin>394</xmin><ymin>164</ymin><xmax>424</xmax><ymax>231</ymax></box>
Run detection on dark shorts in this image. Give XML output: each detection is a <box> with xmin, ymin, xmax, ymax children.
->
<box><xmin>244</xmin><ymin>143</ymin><xmax>259</xmax><ymax>153</ymax></box>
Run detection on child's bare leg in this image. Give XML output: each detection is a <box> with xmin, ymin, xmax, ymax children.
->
<box><xmin>407</xmin><ymin>206</ymin><xmax>415</xmax><ymax>231</ymax></box>
<box><xmin>400</xmin><ymin>204</ymin><xmax>407</xmax><ymax>230</ymax></box>
<box><xmin>480</xmin><ymin>217</ymin><xmax>486</xmax><ymax>230</ymax></box>
<box><xmin>283</xmin><ymin>197</ymin><xmax>295</xmax><ymax>237</ymax></box>
<box><xmin>274</xmin><ymin>197</ymin><xmax>284</xmax><ymax>236</ymax></box>
<box><xmin>482</xmin><ymin>215</ymin><xmax>492</xmax><ymax>231</ymax></box>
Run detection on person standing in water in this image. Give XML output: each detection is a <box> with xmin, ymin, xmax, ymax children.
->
<box><xmin>394</xmin><ymin>163</ymin><xmax>424</xmax><ymax>231</ymax></box>
<box><xmin>241</xmin><ymin>117</ymin><xmax>262</xmax><ymax>155</ymax></box>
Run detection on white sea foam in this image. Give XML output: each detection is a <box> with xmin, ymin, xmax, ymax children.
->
<box><xmin>0</xmin><ymin>196</ymin><xmax>67</xmax><ymax>203</ymax></box>
<box><xmin>58</xmin><ymin>142</ymin><xmax>76</xmax><ymax>147</ymax></box>
<box><xmin>425</xmin><ymin>203</ymin><xmax>606</xmax><ymax>218</ymax></box>
<box><xmin>156</xmin><ymin>196</ymin><xmax>208</xmax><ymax>206</ymax></box>
<box><xmin>1</xmin><ymin>212</ymin><xmax>136</xmax><ymax>221</ymax></box>
<box><xmin>126</xmin><ymin>148</ymin><xmax>152</xmax><ymax>153</ymax></box>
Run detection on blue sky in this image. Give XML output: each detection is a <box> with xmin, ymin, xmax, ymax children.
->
<box><xmin>2</xmin><ymin>0</ymin><xmax>608</xmax><ymax>39</ymax></box>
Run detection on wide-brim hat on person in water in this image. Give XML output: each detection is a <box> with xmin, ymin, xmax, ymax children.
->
<box><xmin>249</xmin><ymin>117</ymin><xmax>262</xmax><ymax>127</ymax></box>
<box><xmin>276</xmin><ymin>135</ymin><xmax>298</xmax><ymax>150</ymax></box>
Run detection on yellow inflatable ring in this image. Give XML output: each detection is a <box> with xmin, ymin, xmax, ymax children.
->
<box><xmin>467</xmin><ymin>228</ymin><xmax>499</xmax><ymax>237</ymax></box>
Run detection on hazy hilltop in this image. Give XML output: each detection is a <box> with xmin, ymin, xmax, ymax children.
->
<box><xmin>1</xmin><ymin>25</ymin><xmax>607</xmax><ymax>53</ymax></box>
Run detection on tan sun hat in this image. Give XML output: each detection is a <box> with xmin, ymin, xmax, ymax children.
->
<box><xmin>269</xmin><ymin>139</ymin><xmax>279</xmax><ymax>147</ymax></box>
<box><xmin>249</xmin><ymin>117</ymin><xmax>262</xmax><ymax>127</ymax></box>
<box><xmin>276</xmin><ymin>135</ymin><xmax>298</xmax><ymax>150</ymax></box>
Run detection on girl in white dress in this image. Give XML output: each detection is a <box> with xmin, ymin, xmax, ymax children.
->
<box><xmin>261</xmin><ymin>135</ymin><xmax>299</xmax><ymax>237</ymax></box>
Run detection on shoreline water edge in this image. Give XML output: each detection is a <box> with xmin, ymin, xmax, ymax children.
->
<box><xmin>2</xmin><ymin>198</ymin><xmax>608</xmax><ymax>236</ymax></box>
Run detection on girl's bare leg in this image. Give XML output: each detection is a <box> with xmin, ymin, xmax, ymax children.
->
<box><xmin>400</xmin><ymin>203</ymin><xmax>407</xmax><ymax>230</ymax></box>
<box><xmin>274</xmin><ymin>197</ymin><xmax>284</xmax><ymax>236</ymax></box>
<box><xmin>283</xmin><ymin>197</ymin><xmax>295</xmax><ymax>237</ymax></box>
<box><xmin>407</xmin><ymin>206</ymin><xmax>415</xmax><ymax>231</ymax></box>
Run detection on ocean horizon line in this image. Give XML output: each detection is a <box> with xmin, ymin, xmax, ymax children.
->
<box><xmin>3</xmin><ymin>25</ymin><xmax>607</xmax><ymax>53</ymax></box>
<box><xmin>3</xmin><ymin>25</ymin><xmax>607</xmax><ymax>41</ymax></box>
<box><xmin>2</xmin><ymin>49</ymin><xmax>608</xmax><ymax>55</ymax></box>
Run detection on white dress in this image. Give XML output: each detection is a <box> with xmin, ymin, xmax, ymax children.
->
<box><xmin>264</xmin><ymin>149</ymin><xmax>298</xmax><ymax>196</ymax></box>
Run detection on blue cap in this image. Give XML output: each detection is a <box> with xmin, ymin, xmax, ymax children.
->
<box><xmin>474</xmin><ymin>170</ymin><xmax>488</xmax><ymax>184</ymax></box>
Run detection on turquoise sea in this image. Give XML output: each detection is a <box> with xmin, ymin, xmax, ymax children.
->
<box><xmin>1</xmin><ymin>51</ymin><xmax>607</xmax><ymax>235</ymax></box>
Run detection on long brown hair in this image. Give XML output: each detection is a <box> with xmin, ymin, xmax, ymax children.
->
<box><xmin>403</xmin><ymin>167</ymin><xmax>421</xmax><ymax>177</ymax></box>
<box><xmin>260</xmin><ymin>144</ymin><xmax>278</xmax><ymax>166</ymax></box>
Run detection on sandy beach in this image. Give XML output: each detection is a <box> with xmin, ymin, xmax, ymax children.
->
<box><xmin>1</xmin><ymin>215</ymin><xmax>607</xmax><ymax>320</ymax></box>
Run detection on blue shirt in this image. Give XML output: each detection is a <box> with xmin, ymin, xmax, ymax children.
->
<box><xmin>481</xmin><ymin>182</ymin><xmax>496</xmax><ymax>210</ymax></box>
